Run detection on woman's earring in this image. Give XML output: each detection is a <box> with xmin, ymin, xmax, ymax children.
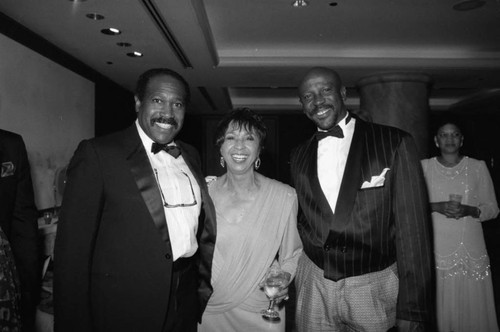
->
<box><xmin>254</xmin><ymin>158</ymin><xmax>261</xmax><ymax>170</ymax></box>
<box><xmin>220</xmin><ymin>157</ymin><xmax>225</xmax><ymax>168</ymax></box>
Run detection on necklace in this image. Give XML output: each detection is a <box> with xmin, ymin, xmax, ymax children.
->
<box><xmin>434</xmin><ymin>156</ymin><xmax>467</xmax><ymax>180</ymax></box>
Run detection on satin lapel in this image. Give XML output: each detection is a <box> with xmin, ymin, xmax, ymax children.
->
<box><xmin>0</xmin><ymin>137</ymin><xmax>4</xmax><ymax>161</ymax></box>
<box><xmin>125</xmin><ymin>128</ymin><xmax>169</xmax><ymax>243</ymax></box>
<box><xmin>177</xmin><ymin>143</ymin><xmax>203</xmax><ymax>187</ymax></box>
<box><xmin>305</xmin><ymin>138</ymin><xmax>335</xmax><ymax>217</ymax></box>
<box><xmin>333</xmin><ymin>119</ymin><xmax>365</xmax><ymax>229</ymax></box>
<box><xmin>176</xmin><ymin>141</ymin><xmax>212</xmax><ymax>226</ymax></box>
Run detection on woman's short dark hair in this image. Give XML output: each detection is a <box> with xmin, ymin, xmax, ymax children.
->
<box><xmin>214</xmin><ymin>108</ymin><xmax>267</xmax><ymax>150</ymax></box>
<box><xmin>135</xmin><ymin>68</ymin><xmax>190</xmax><ymax>103</ymax></box>
<box><xmin>432</xmin><ymin>115</ymin><xmax>465</xmax><ymax>136</ymax></box>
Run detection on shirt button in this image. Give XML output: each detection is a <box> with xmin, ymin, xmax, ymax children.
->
<box><xmin>340</xmin><ymin>246</ymin><xmax>347</xmax><ymax>253</ymax></box>
<box><xmin>165</xmin><ymin>253</ymin><xmax>172</xmax><ymax>260</ymax></box>
<box><xmin>324</xmin><ymin>244</ymin><xmax>330</xmax><ymax>251</ymax></box>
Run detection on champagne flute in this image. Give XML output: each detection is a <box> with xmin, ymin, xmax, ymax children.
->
<box><xmin>261</xmin><ymin>268</ymin><xmax>288</xmax><ymax>321</ymax></box>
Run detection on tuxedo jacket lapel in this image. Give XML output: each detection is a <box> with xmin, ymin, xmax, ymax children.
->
<box><xmin>177</xmin><ymin>141</ymin><xmax>217</xmax><ymax>242</ymax></box>
<box><xmin>124</xmin><ymin>127</ymin><xmax>169</xmax><ymax>244</ymax></box>
<box><xmin>302</xmin><ymin>120</ymin><xmax>366</xmax><ymax>233</ymax></box>
<box><xmin>304</xmin><ymin>138</ymin><xmax>335</xmax><ymax>220</ymax></box>
<box><xmin>333</xmin><ymin>119</ymin><xmax>365</xmax><ymax>230</ymax></box>
<box><xmin>177</xmin><ymin>142</ymin><xmax>203</xmax><ymax>189</ymax></box>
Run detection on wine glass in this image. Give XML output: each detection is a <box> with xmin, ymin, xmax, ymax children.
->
<box><xmin>261</xmin><ymin>268</ymin><xmax>288</xmax><ymax>321</ymax></box>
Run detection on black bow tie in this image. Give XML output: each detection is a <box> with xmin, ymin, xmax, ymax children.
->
<box><xmin>315</xmin><ymin>125</ymin><xmax>344</xmax><ymax>140</ymax></box>
<box><xmin>151</xmin><ymin>143</ymin><xmax>181</xmax><ymax>158</ymax></box>
<box><xmin>315</xmin><ymin>114</ymin><xmax>352</xmax><ymax>140</ymax></box>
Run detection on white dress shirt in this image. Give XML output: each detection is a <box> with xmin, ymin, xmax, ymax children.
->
<box><xmin>136</xmin><ymin>121</ymin><xmax>201</xmax><ymax>261</ymax></box>
<box><xmin>317</xmin><ymin>114</ymin><xmax>356</xmax><ymax>214</ymax></box>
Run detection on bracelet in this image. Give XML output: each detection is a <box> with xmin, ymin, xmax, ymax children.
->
<box><xmin>475</xmin><ymin>207</ymin><xmax>481</xmax><ymax>218</ymax></box>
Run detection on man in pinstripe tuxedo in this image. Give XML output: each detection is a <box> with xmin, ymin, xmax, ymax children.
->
<box><xmin>290</xmin><ymin>67</ymin><xmax>434</xmax><ymax>332</ymax></box>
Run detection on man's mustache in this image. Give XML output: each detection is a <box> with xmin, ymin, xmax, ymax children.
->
<box><xmin>151</xmin><ymin>116</ymin><xmax>178</xmax><ymax>128</ymax></box>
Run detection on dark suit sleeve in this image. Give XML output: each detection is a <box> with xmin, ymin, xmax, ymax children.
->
<box><xmin>392</xmin><ymin>134</ymin><xmax>434</xmax><ymax>322</ymax></box>
<box><xmin>10</xmin><ymin>136</ymin><xmax>40</xmax><ymax>329</ymax></box>
<box><xmin>53</xmin><ymin>140</ymin><xmax>103</xmax><ymax>331</ymax></box>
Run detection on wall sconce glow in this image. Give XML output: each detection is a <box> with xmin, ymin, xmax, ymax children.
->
<box><xmin>127</xmin><ymin>52</ymin><xmax>143</xmax><ymax>58</ymax></box>
<box><xmin>101</xmin><ymin>28</ymin><xmax>121</xmax><ymax>35</ymax></box>
<box><xmin>292</xmin><ymin>0</ymin><xmax>308</xmax><ymax>7</ymax></box>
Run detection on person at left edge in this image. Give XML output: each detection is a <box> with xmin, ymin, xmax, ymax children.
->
<box><xmin>0</xmin><ymin>129</ymin><xmax>40</xmax><ymax>331</ymax></box>
<box><xmin>53</xmin><ymin>68</ymin><xmax>217</xmax><ymax>332</ymax></box>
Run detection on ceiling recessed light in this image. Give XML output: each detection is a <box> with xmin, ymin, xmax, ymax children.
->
<box><xmin>101</xmin><ymin>28</ymin><xmax>121</xmax><ymax>35</ymax></box>
<box><xmin>329</xmin><ymin>2</ymin><xmax>338</xmax><ymax>6</ymax></box>
<box><xmin>453</xmin><ymin>0</ymin><xmax>486</xmax><ymax>11</ymax></box>
<box><xmin>86</xmin><ymin>13</ymin><xmax>105</xmax><ymax>20</ymax></box>
<box><xmin>106</xmin><ymin>61</ymin><xmax>113</xmax><ymax>65</ymax></box>
<box><xmin>116</xmin><ymin>42</ymin><xmax>132</xmax><ymax>47</ymax></box>
<box><xmin>126</xmin><ymin>51</ymin><xmax>143</xmax><ymax>58</ymax></box>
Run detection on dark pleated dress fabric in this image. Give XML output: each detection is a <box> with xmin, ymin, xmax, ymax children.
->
<box><xmin>0</xmin><ymin>227</ymin><xmax>21</xmax><ymax>331</ymax></box>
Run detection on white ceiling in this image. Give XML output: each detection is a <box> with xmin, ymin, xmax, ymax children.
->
<box><xmin>1</xmin><ymin>0</ymin><xmax>500</xmax><ymax>114</ymax></box>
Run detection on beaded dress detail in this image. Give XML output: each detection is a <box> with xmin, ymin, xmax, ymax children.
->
<box><xmin>432</xmin><ymin>157</ymin><xmax>490</xmax><ymax>280</ymax></box>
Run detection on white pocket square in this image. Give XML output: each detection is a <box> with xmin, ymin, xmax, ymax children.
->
<box><xmin>361</xmin><ymin>168</ymin><xmax>390</xmax><ymax>189</ymax></box>
<box><xmin>1</xmin><ymin>161</ymin><xmax>15</xmax><ymax>177</ymax></box>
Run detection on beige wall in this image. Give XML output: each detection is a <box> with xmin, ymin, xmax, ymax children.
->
<box><xmin>0</xmin><ymin>33</ymin><xmax>94</xmax><ymax>210</ymax></box>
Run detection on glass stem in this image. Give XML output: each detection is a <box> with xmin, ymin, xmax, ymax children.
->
<box><xmin>267</xmin><ymin>299</ymin><xmax>275</xmax><ymax>311</ymax></box>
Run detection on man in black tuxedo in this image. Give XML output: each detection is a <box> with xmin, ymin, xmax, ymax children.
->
<box><xmin>290</xmin><ymin>67</ymin><xmax>434</xmax><ymax>331</ymax></box>
<box><xmin>0</xmin><ymin>129</ymin><xmax>40</xmax><ymax>331</ymax></box>
<box><xmin>54</xmin><ymin>68</ymin><xmax>217</xmax><ymax>332</ymax></box>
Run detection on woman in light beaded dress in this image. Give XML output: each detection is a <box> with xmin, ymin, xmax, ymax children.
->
<box><xmin>421</xmin><ymin>118</ymin><xmax>499</xmax><ymax>332</ymax></box>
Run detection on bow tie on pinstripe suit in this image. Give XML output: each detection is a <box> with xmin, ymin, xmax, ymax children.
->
<box><xmin>315</xmin><ymin>114</ymin><xmax>352</xmax><ymax>140</ymax></box>
<box><xmin>315</xmin><ymin>126</ymin><xmax>344</xmax><ymax>140</ymax></box>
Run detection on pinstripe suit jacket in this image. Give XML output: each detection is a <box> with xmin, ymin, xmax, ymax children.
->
<box><xmin>290</xmin><ymin>117</ymin><xmax>433</xmax><ymax>322</ymax></box>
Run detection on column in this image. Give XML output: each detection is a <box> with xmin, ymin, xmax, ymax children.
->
<box><xmin>356</xmin><ymin>73</ymin><xmax>432</xmax><ymax>159</ymax></box>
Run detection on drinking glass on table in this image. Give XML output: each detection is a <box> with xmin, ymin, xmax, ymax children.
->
<box><xmin>260</xmin><ymin>267</ymin><xmax>288</xmax><ymax>321</ymax></box>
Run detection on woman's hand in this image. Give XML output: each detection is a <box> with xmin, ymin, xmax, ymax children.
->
<box><xmin>274</xmin><ymin>272</ymin><xmax>291</xmax><ymax>304</ymax></box>
<box><xmin>431</xmin><ymin>201</ymin><xmax>459</xmax><ymax>218</ymax></box>
<box><xmin>431</xmin><ymin>201</ymin><xmax>480</xmax><ymax>219</ymax></box>
<box><xmin>452</xmin><ymin>204</ymin><xmax>481</xmax><ymax>219</ymax></box>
